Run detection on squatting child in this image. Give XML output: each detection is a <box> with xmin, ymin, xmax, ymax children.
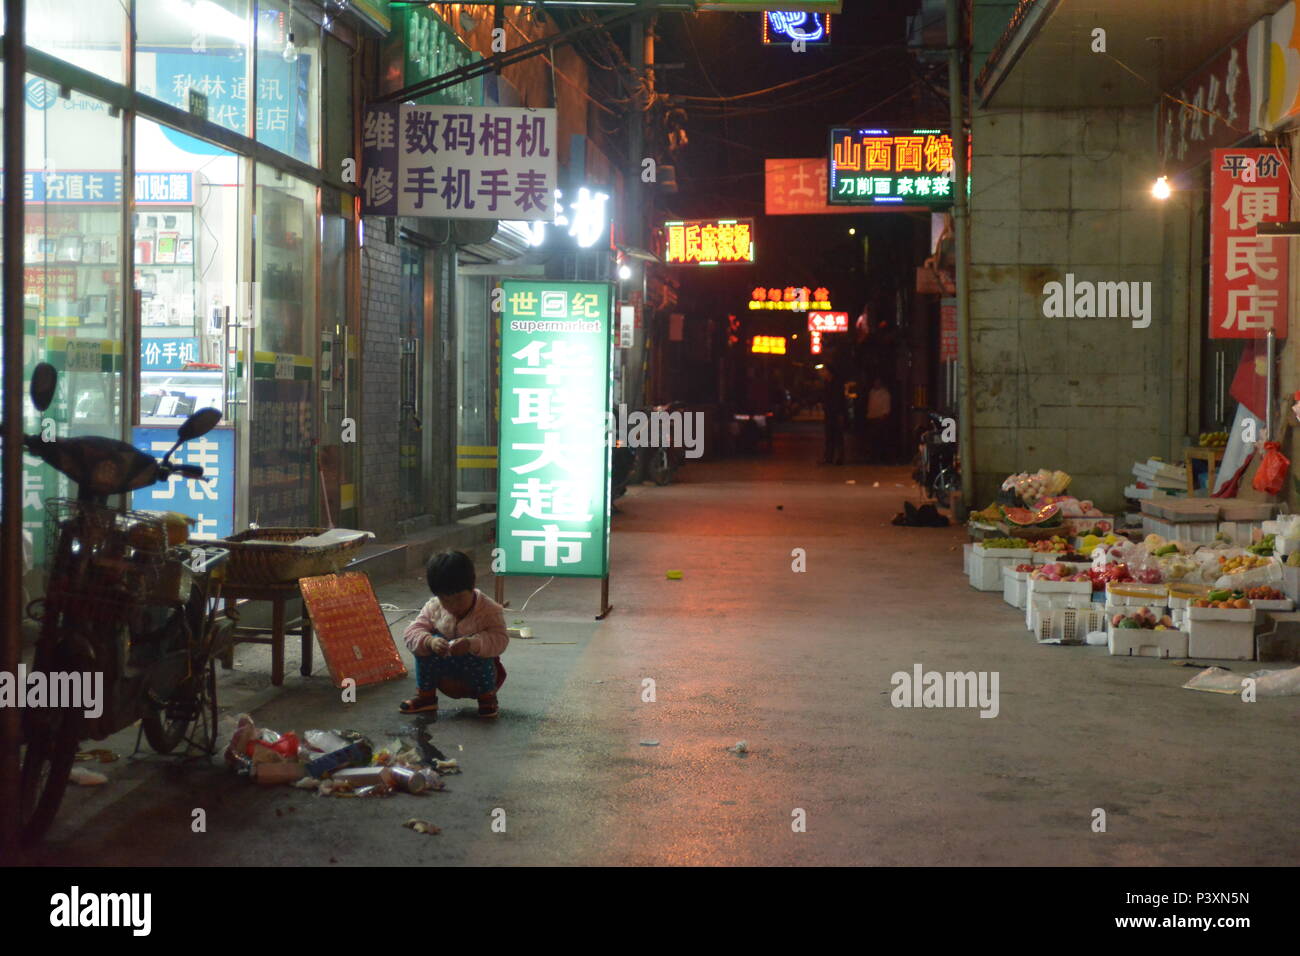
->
<box><xmin>400</xmin><ymin>550</ymin><xmax>508</xmax><ymax>718</ymax></box>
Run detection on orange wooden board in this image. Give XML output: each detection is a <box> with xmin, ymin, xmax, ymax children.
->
<box><xmin>299</xmin><ymin>572</ymin><xmax>407</xmax><ymax>688</ymax></box>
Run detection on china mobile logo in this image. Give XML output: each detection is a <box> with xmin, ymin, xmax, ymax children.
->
<box><xmin>890</xmin><ymin>664</ymin><xmax>999</xmax><ymax>718</ymax></box>
<box><xmin>50</xmin><ymin>887</ymin><xmax>151</xmax><ymax>936</ymax></box>
<box><xmin>1041</xmin><ymin>273</ymin><xmax>1152</xmax><ymax>328</ymax></box>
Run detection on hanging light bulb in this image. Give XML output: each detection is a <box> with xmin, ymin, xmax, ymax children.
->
<box><xmin>1151</xmin><ymin>175</ymin><xmax>1171</xmax><ymax>200</ymax></box>
<box><xmin>282</xmin><ymin>5</ymin><xmax>299</xmax><ymax>62</ymax></box>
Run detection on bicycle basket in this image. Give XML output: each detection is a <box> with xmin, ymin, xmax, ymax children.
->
<box><xmin>42</xmin><ymin>499</ymin><xmax>170</xmax><ymax>618</ymax></box>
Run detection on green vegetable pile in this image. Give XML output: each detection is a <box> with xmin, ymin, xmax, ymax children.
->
<box><xmin>982</xmin><ymin>537</ymin><xmax>1029</xmax><ymax>549</ymax></box>
<box><xmin>1247</xmin><ymin>534</ymin><xmax>1275</xmax><ymax>557</ymax></box>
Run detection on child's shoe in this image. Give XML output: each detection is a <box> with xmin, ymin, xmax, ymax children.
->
<box><xmin>476</xmin><ymin>692</ymin><xmax>499</xmax><ymax>718</ymax></box>
<box><xmin>399</xmin><ymin>691</ymin><xmax>439</xmax><ymax>715</ymax></box>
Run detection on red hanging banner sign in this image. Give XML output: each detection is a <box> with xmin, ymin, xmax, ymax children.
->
<box><xmin>1210</xmin><ymin>147</ymin><xmax>1289</xmax><ymax>339</ymax></box>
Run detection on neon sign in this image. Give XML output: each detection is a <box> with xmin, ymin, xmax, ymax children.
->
<box><xmin>748</xmin><ymin>286</ymin><xmax>831</xmax><ymax>311</ymax></box>
<box><xmin>517</xmin><ymin>187</ymin><xmax>610</xmax><ymax>249</ymax></box>
<box><xmin>828</xmin><ymin>128</ymin><xmax>965</xmax><ymax>206</ymax></box>
<box><xmin>763</xmin><ymin>12</ymin><xmax>831</xmax><ymax>45</ymax></box>
<box><xmin>663</xmin><ymin>218</ymin><xmax>755</xmax><ymax>265</ymax></box>
<box><xmin>808</xmin><ymin>310</ymin><xmax>848</xmax><ymax>332</ymax></box>
<box><xmin>751</xmin><ymin>335</ymin><xmax>787</xmax><ymax>355</ymax></box>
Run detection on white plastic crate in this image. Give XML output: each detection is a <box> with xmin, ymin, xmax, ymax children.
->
<box><xmin>1027</xmin><ymin>588</ymin><xmax>1095</xmax><ymax>632</ymax></box>
<box><xmin>1035</xmin><ymin>604</ymin><xmax>1108</xmax><ymax>644</ymax></box>
<box><xmin>1002</xmin><ymin>566</ymin><xmax>1030</xmax><ymax>609</ymax></box>
<box><xmin>1107</xmin><ymin>623</ymin><xmax>1188</xmax><ymax>659</ymax></box>
<box><xmin>970</xmin><ymin>545</ymin><xmax>1031</xmax><ymax>592</ymax></box>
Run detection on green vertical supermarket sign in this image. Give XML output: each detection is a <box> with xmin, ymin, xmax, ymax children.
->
<box><xmin>496</xmin><ymin>280</ymin><xmax>613</xmax><ymax>578</ymax></box>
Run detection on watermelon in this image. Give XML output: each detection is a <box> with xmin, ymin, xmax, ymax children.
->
<box><xmin>1004</xmin><ymin>502</ymin><xmax>1062</xmax><ymax>527</ymax></box>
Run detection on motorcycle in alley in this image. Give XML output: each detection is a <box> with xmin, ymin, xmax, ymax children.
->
<box><xmin>636</xmin><ymin>401</ymin><xmax>690</xmax><ymax>486</ymax></box>
<box><xmin>16</xmin><ymin>362</ymin><xmax>234</xmax><ymax>847</ymax></box>
<box><xmin>911</xmin><ymin>407</ymin><xmax>961</xmax><ymax>508</ymax></box>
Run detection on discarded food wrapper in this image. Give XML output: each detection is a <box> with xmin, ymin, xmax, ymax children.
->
<box><xmin>292</xmin><ymin>776</ymin><xmax>321</xmax><ymax>790</ymax></box>
<box><xmin>69</xmin><ymin>767</ymin><xmax>107</xmax><ymax>786</ymax></box>
<box><xmin>303</xmin><ymin>729</ymin><xmax>349</xmax><ymax>754</ymax></box>
<box><xmin>371</xmin><ymin>738</ymin><xmax>406</xmax><ymax>766</ymax></box>
<box><xmin>666</xmin><ymin>570</ymin><xmax>684</xmax><ymax>580</ymax></box>
<box><xmin>252</xmin><ymin>761</ymin><xmax>305</xmax><ymax>785</ymax></box>
<box><xmin>404</xmin><ymin>819</ymin><xmax>441</xmax><ymax>835</ymax></box>
<box><xmin>728</xmin><ymin>740</ymin><xmax>749</xmax><ymax>755</ymax></box>
<box><xmin>434</xmin><ymin>758</ymin><xmax>460</xmax><ymax>774</ymax></box>
<box><xmin>1183</xmin><ymin>664</ymin><xmax>1300</xmax><ymax>697</ymax></box>
<box><xmin>225</xmin><ymin>713</ymin><xmax>257</xmax><ymax>769</ymax></box>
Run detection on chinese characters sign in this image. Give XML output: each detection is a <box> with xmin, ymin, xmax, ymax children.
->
<box><xmin>131</xmin><ymin>426</ymin><xmax>236</xmax><ymax>540</ymax></box>
<box><xmin>386</xmin><ymin>3</ymin><xmax>484</xmax><ymax>108</ymax></box>
<box><xmin>141</xmin><ymin>337</ymin><xmax>199</xmax><ymax>371</ymax></box>
<box><xmin>1210</xmin><ymin>148</ymin><xmax>1289</xmax><ymax>339</ymax></box>
<box><xmin>829</xmin><ymin>129</ymin><xmax>957</xmax><ymax>205</ymax></box>
<box><xmin>1160</xmin><ymin>33</ymin><xmax>1250</xmax><ymax>174</ymax></box>
<box><xmin>940</xmin><ymin>298</ymin><xmax>958</xmax><ymax>361</ymax></box>
<box><xmin>765</xmin><ymin>158</ymin><xmax>856</xmax><ymax>215</ymax></box>
<box><xmin>663</xmin><ymin>219</ymin><xmax>755</xmax><ymax>265</ymax></box>
<box><xmin>361</xmin><ymin>105</ymin><xmax>557</xmax><ymax>220</ymax></box>
<box><xmin>752</xmin><ymin>335</ymin><xmax>787</xmax><ymax>354</ymax></box>
<box><xmin>749</xmin><ymin>286</ymin><xmax>831</xmax><ymax>311</ymax></box>
<box><xmin>497</xmin><ymin>281</ymin><xmax>613</xmax><ymax>578</ymax></box>
<box><xmin>1</xmin><ymin>170</ymin><xmax>192</xmax><ymax>204</ymax></box>
<box><xmin>808</xmin><ymin>311</ymin><xmax>848</xmax><ymax>332</ymax></box>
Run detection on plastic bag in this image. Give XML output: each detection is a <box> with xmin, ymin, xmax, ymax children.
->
<box><xmin>1252</xmin><ymin>442</ymin><xmax>1290</xmax><ymax>496</ymax></box>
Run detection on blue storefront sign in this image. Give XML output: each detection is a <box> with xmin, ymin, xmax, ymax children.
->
<box><xmin>141</xmin><ymin>337</ymin><xmax>201</xmax><ymax>371</ymax></box>
<box><xmin>131</xmin><ymin>425</ymin><xmax>236</xmax><ymax>540</ymax></box>
<box><xmin>2</xmin><ymin>170</ymin><xmax>194</xmax><ymax>204</ymax></box>
<box><xmin>147</xmin><ymin>49</ymin><xmax>310</xmax><ymax>163</ymax></box>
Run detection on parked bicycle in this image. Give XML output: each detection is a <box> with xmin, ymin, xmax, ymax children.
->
<box><xmin>17</xmin><ymin>362</ymin><xmax>234</xmax><ymax>847</ymax></box>
<box><xmin>911</xmin><ymin>407</ymin><xmax>961</xmax><ymax>508</ymax></box>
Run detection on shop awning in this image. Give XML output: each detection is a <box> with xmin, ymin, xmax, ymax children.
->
<box><xmin>455</xmin><ymin>219</ymin><xmax>534</xmax><ymax>265</ymax></box>
<box><xmin>976</xmin><ymin>0</ymin><xmax>1287</xmax><ymax>109</ymax></box>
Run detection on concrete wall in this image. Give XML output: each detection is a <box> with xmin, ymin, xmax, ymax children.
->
<box><xmin>968</xmin><ymin>107</ymin><xmax>1181</xmax><ymax>512</ymax></box>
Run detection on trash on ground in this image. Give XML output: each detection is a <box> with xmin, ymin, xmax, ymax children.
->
<box><xmin>666</xmin><ymin>570</ymin><xmax>684</xmax><ymax>579</ymax></box>
<box><xmin>1183</xmin><ymin>664</ymin><xmax>1300</xmax><ymax>697</ymax></box>
<box><xmin>69</xmin><ymin>767</ymin><xmax>108</xmax><ymax>786</ymax></box>
<box><xmin>224</xmin><ymin>713</ymin><xmax>257</xmax><ymax>769</ymax></box>
<box><xmin>252</xmin><ymin>730</ymin><xmax>299</xmax><ymax>762</ymax></box>
<box><xmin>292</xmin><ymin>776</ymin><xmax>320</xmax><ymax>790</ymax></box>
<box><xmin>434</xmin><ymin>759</ymin><xmax>460</xmax><ymax>775</ymax></box>
<box><xmin>846</xmin><ymin>480</ymin><xmax>856</xmax><ymax>485</ymax></box>
<box><xmin>305</xmin><ymin>739</ymin><xmax>373</xmax><ymax>779</ymax></box>
<box><xmin>370</xmin><ymin>738</ymin><xmax>406</xmax><ymax>766</ymax></box>
<box><xmin>252</xmin><ymin>761</ymin><xmax>306</xmax><ymax>785</ymax></box>
<box><xmin>728</xmin><ymin>740</ymin><xmax>749</xmax><ymax>755</ymax></box>
<box><xmin>872</xmin><ymin>482</ymin><xmax>879</xmax><ymax>488</ymax></box>
<box><xmin>75</xmin><ymin>749</ymin><xmax>118</xmax><ymax>763</ymax></box>
<box><xmin>640</xmin><ymin>740</ymin><xmax>660</xmax><ymax>746</ymax></box>
<box><xmin>404</xmin><ymin>819</ymin><xmax>441</xmax><ymax>835</ymax></box>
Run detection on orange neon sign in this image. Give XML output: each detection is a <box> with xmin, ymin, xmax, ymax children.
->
<box><xmin>664</xmin><ymin>218</ymin><xmax>756</xmax><ymax>265</ymax></box>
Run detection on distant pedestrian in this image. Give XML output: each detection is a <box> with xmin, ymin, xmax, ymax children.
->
<box><xmin>866</xmin><ymin>377</ymin><xmax>892</xmax><ymax>463</ymax></box>
<box><xmin>819</xmin><ymin>364</ymin><xmax>847</xmax><ymax>465</ymax></box>
<box><xmin>401</xmin><ymin>550</ymin><xmax>508</xmax><ymax>719</ymax></box>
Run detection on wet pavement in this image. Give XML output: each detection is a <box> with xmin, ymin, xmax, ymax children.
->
<box><xmin>21</xmin><ymin>423</ymin><xmax>1300</xmax><ymax>866</ymax></box>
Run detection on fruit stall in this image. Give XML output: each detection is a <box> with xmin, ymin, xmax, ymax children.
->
<box><xmin>962</xmin><ymin>468</ymin><xmax>1300</xmax><ymax>663</ymax></box>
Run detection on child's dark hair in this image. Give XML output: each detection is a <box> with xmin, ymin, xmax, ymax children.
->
<box><xmin>426</xmin><ymin>550</ymin><xmax>476</xmax><ymax>596</ymax></box>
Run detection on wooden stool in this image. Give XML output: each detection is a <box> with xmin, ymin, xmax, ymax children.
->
<box><xmin>219</xmin><ymin>580</ymin><xmax>314</xmax><ymax>687</ymax></box>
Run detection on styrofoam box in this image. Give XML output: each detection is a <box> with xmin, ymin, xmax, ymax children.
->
<box><xmin>1283</xmin><ymin>566</ymin><xmax>1300</xmax><ymax>603</ymax></box>
<box><xmin>1107</xmin><ymin>623</ymin><xmax>1188</xmax><ymax>659</ymax></box>
<box><xmin>1105</xmin><ymin>583</ymin><xmax>1169</xmax><ymax>607</ymax></box>
<box><xmin>963</xmin><ymin>542</ymin><xmax>973</xmax><ymax>576</ymax></box>
<box><xmin>1251</xmin><ymin>598</ymin><xmax>1294</xmax><ymax>611</ymax></box>
<box><xmin>1186</xmin><ymin>619</ymin><xmax>1256</xmax><ymax>661</ymax></box>
<box><xmin>1002</xmin><ymin>566</ymin><xmax>1030</xmax><ymax>609</ymax></box>
<box><xmin>1036</xmin><ymin>604</ymin><xmax>1108</xmax><ymax>644</ymax></box>
<box><xmin>1142</xmin><ymin>517</ymin><xmax>1220</xmax><ymax>543</ymax></box>
<box><xmin>969</xmin><ymin>546</ymin><xmax>1032</xmax><ymax>591</ymax></box>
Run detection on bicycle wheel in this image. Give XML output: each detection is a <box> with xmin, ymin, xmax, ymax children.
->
<box><xmin>19</xmin><ymin>705</ymin><xmax>82</xmax><ymax>847</ymax></box>
<box><xmin>651</xmin><ymin>448</ymin><xmax>672</xmax><ymax>486</ymax></box>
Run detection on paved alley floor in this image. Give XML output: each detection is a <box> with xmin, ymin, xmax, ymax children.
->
<box><xmin>20</xmin><ymin>424</ymin><xmax>1300</xmax><ymax>866</ymax></box>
